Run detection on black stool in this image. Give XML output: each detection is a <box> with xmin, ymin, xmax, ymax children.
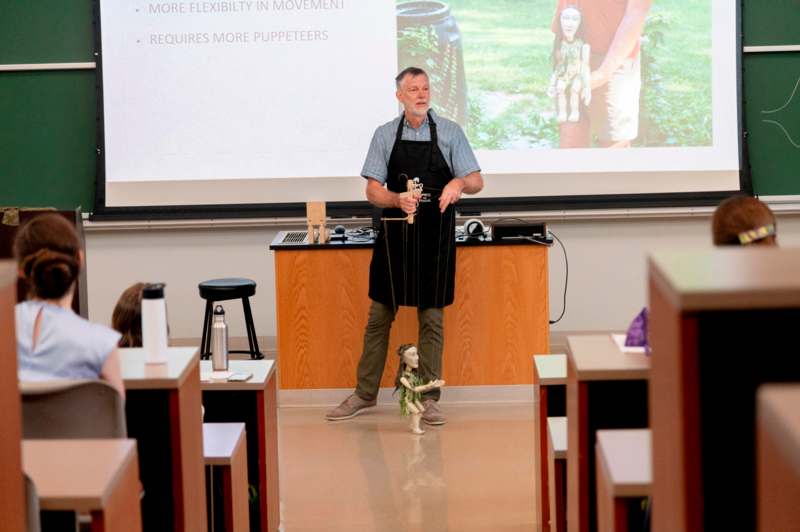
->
<box><xmin>199</xmin><ymin>278</ymin><xmax>264</xmax><ymax>360</ymax></box>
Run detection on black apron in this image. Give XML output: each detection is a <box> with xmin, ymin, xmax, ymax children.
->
<box><xmin>368</xmin><ymin>112</ymin><xmax>456</xmax><ymax>310</ymax></box>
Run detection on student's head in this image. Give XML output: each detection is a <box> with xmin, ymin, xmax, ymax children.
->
<box><xmin>712</xmin><ymin>195</ymin><xmax>777</xmax><ymax>247</ymax></box>
<box><xmin>112</xmin><ymin>282</ymin><xmax>145</xmax><ymax>348</ymax></box>
<box><xmin>13</xmin><ymin>214</ymin><xmax>82</xmax><ymax>300</ymax></box>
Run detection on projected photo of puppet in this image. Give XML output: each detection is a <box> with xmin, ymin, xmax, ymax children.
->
<box><xmin>396</xmin><ymin>0</ymin><xmax>713</xmax><ymax>150</ymax></box>
<box><xmin>552</xmin><ymin>0</ymin><xmax>646</xmax><ymax>149</ymax></box>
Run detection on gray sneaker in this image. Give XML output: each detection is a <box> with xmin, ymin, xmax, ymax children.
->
<box><xmin>326</xmin><ymin>394</ymin><xmax>377</xmax><ymax>421</ymax></box>
<box><xmin>421</xmin><ymin>399</ymin><xmax>446</xmax><ymax>425</ymax></box>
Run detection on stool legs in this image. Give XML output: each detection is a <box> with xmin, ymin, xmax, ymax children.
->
<box><xmin>241</xmin><ymin>297</ymin><xmax>264</xmax><ymax>360</ymax></box>
<box><xmin>201</xmin><ymin>300</ymin><xmax>214</xmax><ymax>360</ymax></box>
<box><xmin>201</xmin><ymin>296</ymin><xmax>263</xmax><ymax>360</ymax></box>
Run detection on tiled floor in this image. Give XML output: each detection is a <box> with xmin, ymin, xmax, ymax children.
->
<box><xmin>279</xmin><ymin>403</ymin><xmax>538</xmax><ymax>531</ymax></box>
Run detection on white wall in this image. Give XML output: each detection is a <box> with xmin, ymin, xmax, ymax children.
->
<box><xmin>84</xmin><ymin>214</ymin><xmax>800</xmax><ymax>340</ymax></box>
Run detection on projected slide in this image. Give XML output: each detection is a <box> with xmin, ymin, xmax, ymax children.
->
<box><xmin>406</xmin><ymin>0</ymin><xmax>713</xmax><ymax>150</ymax></box>
<box><xmin>99</xmin><ymin>0</ymin><xmax>740</xmax><ymax>207</ymax></box>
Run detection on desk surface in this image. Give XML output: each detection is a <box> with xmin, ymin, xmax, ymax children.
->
<box><xmin>200</xmin><ymin>359</ymin><xmax>276</xmax><ymax>391</ymax></box>
<box><xmin>548</xmin><ymin>416</ymin><xmax>567</xmax><ymax>459</ymax></box>
<box><xmin>596</xmin><ymin>429</ymin><xmax>652</xmax><ymax>497</ymax></box>
<box><xmin>567</xmin><ymin>335</ymin><xmax>650</xmax><ymax>381</ymax></box>
<box><xmin>120</xmin><ymin>347</ymin><xmax>199</xmax><ymax>389</ymax></box>
<box><xmin>759</xmin><ymin>385</ymin><xmax>800</xmax><ymax>475</ymax></box>
<box><xmin>269</xmin><ymin>230</ymin><xmax>552</xmax><ymax>250</ymax></box>
<box><xmin>650</xmin><ymin>248</ymin><xmax>800</xmax><ymax>311</ymax></box>
<box><xmin>203</xmin><ymin>423</ymin><xmax>246</xmax><ymax>466</ymax></box>
<box><xmin>23</xmin><ymin>439</ymin><xmax>137</xmax><ymax>511</ymax></box>
<box><xmin>534</xmin><ymin>354</ymin><xmax>567</xmax><ymax>385</ymax></box>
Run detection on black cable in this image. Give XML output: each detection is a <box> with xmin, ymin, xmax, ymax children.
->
<box><xmin>546</xmin><ymin>231</ymin><xmax>568</xmax><ymax>324</ymax></box>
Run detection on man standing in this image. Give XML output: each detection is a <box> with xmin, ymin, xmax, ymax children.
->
<box><xmin>326</xmin><ymin>67</ymin><xmax>483</xmax><ymax>425</ymax></box>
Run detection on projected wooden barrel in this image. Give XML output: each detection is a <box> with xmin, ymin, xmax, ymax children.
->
<box><xmin>397</xmin><ymin>1</ymin><xmax>468</xmax><ymax>127</ymax></box>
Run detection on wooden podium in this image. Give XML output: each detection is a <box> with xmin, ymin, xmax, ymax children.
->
<box><xmin>271</xmin><ymin>232</ymin><xmax>550</xmax><ymax>389</ymax></box>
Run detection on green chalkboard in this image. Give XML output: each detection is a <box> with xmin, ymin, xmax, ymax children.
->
<box><xmin>0</xmin><ymin>0</ymin><xmax>96</xmax><ymax>211</ymax></box>
<box><xmin>743</xmin><ymin>0</ymin><xmax>800</xmax><ymax>47</ymax></box>
<box><xmin>0</xmin><ymin>0</ymin><xmax>95</xmax><ymax>64</ymax></box>
<box><xmin>744</xmin><ymin>53</ymin><xmax>800</xmax><ymax>195</ymax></box>
<box><xmin>0</xmin><ymin>70</ymin><xmax>97</xmax><ymax>209</ymax></box>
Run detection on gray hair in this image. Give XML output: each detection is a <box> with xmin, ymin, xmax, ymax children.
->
<box><xmin>395</xmin><ymin>67</ymin><xmax>428</xmax><ymax>89</ymax></box>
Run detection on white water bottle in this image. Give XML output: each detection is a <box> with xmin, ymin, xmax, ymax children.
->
<box><xmin>142</xmin><ymin>283</ymin><xmax>168</xmax><ymax>364</ymax></box>
<box><xmin>211</xmin><ymin>305</ymin><xmax>229</xmax><ymax>371</ymax></box>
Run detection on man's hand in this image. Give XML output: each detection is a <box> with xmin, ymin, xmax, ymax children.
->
<box><xmin>439</xmin><ymin>179</ymin><xmax>465</xmax><ymax>213</ymax></box>
<box><xmin>590</xmin><ymin>68</ymin><xmax>611</xmax><ymax>90</ymax></box>
<box><xmin>397</xmin><ymin>192</ymin><xmax>419</xmax><ymax>215</ymax></box>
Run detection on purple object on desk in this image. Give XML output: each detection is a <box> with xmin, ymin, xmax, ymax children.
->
<box><xmin>625</xmin><ymin>307</ymin><xmax>649</xmax><ymax>352</ymax></box>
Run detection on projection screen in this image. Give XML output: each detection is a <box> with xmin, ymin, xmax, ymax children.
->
<box><xmin>95</xmin><ymin>0</ymin><xmax>744</xmax><ymax>216</ymax></box>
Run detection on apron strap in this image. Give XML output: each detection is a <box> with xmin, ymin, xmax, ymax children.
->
<box><xmin>394</xmin><ymin>114</ymin><xmax>405</xmax><ymax>144</ymax></box>
<box><xmin>428</xmin><ymin>111</ymin><xmax>438</xmax><ymax>169</ymax></box>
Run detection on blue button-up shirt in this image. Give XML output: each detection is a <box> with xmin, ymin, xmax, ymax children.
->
<box><xmin>361</xmin><ymin>109</ymin><xmax>481</xmax><ymax>184</ymax></box>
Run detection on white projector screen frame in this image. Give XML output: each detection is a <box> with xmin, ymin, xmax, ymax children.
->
<box><xmin>93</xmin><ymin>0</ymin><xmax>747</xmax><ymax>219</ymax></box>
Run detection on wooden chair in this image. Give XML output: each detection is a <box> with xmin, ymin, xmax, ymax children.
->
<box><xmin>595</xmin><ymin>429</ymin><xmax>651</xmax><ymax>532</ymax></box>
<box><xmin>757</xmin><ymin>385</ymin><xmax>800</xmax><ymax>532</ymax></box>
<box><xmin>20</xmin><ymin>380</ymin><xmax>127</xmax><ymax>439</ymax></box>
<box><xmin>547</xmin><ymin>416</ymin><xmax>567</xmax><ymax>532</ymax></box>
<box><xmin>534</xmin><ymin>354</ymin><xmax>566</xmax><ymax>531</ymax></box>
<box><xmin>204</xmin><ymin>423</ymin><xmax>250</xmax><ymax>532</ymax></box>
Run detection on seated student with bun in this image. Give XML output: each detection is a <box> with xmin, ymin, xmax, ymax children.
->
<box><xmin>112</xmin><ymin>282</ymin><xmax>145</xmax><ymax>348</ymax></box>
<box><xmin>626</xmin><ymin>195</ymin><xmax>778</xmax><ymax>347</ymax></box>
<box><xmin>711</xmin><ymin>195</ymin><xmax>777</xmax><ymax>247</ymax></box>
<box><xmin>14</xmin><ymin>214</ymin><xmax>125</xmax><ymax>398</ymax></box>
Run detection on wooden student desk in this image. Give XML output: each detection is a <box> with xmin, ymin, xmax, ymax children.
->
<box><xmin>548</xmin><ymin>416</ymin><xmax>568</xmax><ymax>532</ymax></box>
<box><xmin>566</xmin><ymin>335</ymin><xmax>650</xmax><ymax>532</ymax></box>
<box><xmin>534</xmin><ymin>354</ymin><xmax>567</xmax><ymax>532</ymax></box>
<box><xmin>120</xmin><ymin>347</ymin><xmax>207</xmax><ymax>532</ymax></box>
<box><xmin>271</xmin><ymin>232</ymin><xmax>549</xmax><ymax>389</ymax></box>
<box><xmin>201</xmin><ymin>360</ymin><xmax>280</xmax><ymax>532</ymax></box>
<box><xmin>595</xmin><ymin>429</ymin><xmax>651</xmax><ymax>532</ymax></box>
<box><xmin>757</xmin><ymin>385</ymin><xmax>800</xmax><ymax>532</ymax></box>
<box><xmin>648</xmin><ymin>249</ymin><xmax>800</xmax><ymax>532</ymax></box>
<box><xmin>0</xmin><ymin>262</ymin><xmax>26</xmax><ymax>531</ymax></box>
<box><xmin>23</xmin><ymin>439</ymin><xmax>142</xmax><ymax>532</ymax></box>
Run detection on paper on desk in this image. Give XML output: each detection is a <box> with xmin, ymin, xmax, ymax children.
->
<box><xmin>612</xmin><ymin>334</ymin><xmax>646</xmax><ymax>354</ymax></box>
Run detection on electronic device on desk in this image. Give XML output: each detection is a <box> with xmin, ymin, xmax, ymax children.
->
<box><xmin>329</xmin><ymin>225</ymin><xmax>347</xmax><ymax>242</ymax></box>
<box><xmin>492</xmin><ymin>220</ymin><xmax>552</xmax><ymax>245</ymax></box>
<box><xmin>462</xmin><ymin>218</ymin><xmax>489</xmax><ymax>241</ymax></box>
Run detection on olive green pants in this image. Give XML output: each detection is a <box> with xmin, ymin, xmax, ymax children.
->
<box><xmin>355</xmin><ymin>300</ymin><xmax>444</xmax><ymax>402</ymax></box>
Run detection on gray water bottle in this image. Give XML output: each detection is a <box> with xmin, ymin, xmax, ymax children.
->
<box><xmin>211</xmin><ymin>305</ymin><xmax>229</xmax><ymax>371</ymax></box>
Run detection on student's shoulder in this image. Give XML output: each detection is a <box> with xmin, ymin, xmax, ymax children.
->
<box><xmin>51</xmin><ymin>308</ymin><xmax>119</xmax><ymax>345</ymax></box>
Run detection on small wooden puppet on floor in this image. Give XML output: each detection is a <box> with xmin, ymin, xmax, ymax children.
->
<box><xmin>396</xmin><ymin>344</ymin><xmax>445</xmax><ymax>434</ymax></box>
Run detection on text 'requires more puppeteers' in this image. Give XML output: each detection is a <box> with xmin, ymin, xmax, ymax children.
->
<box><xmin>148</xmin><ymin>30</ymin><xmax>329</xmax><ymax>45</ymax></box>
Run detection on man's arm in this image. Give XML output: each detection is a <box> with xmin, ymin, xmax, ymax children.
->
<box><xmin>439</xmin><ymin>171</ymin><xmax>484</xmax><ymax>213</ymax></box>
<box><xmin>591</xmin><ymin>0</ymin><xmax>652</xmax><ymax>90</ymax></box>
<box><xmin>366</xmin><ymin>178</ymin><xmax>418</xmax><ymax>214</ymax></box>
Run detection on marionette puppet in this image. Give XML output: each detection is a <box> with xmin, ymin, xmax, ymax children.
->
<box><xmin>396</xmin><ymin>344</ymin><xmax>445</xmax><ymax>434</ymax></box>
<box><xmin>547</xmin><ymin>5</ymin><xmax>591</xmax><ymax>123</ymax></box>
